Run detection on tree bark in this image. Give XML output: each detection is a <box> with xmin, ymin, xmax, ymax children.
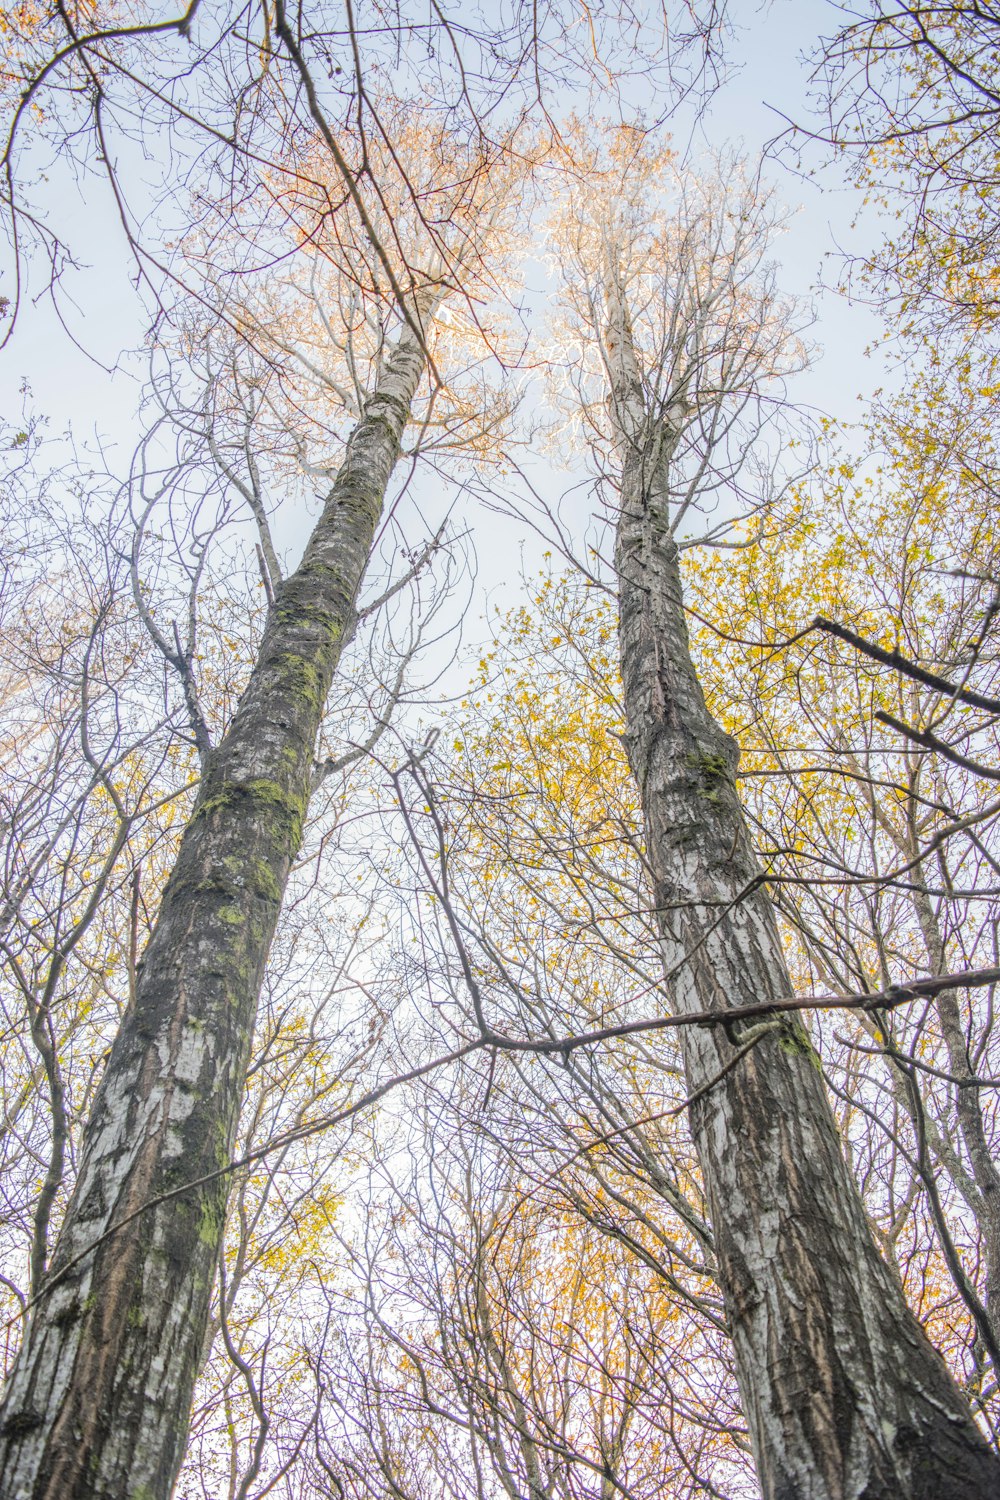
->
<box><xmin>612</xmin><ymin>420</ymin><xmax>1000</xmax><ymax>1494</ymax></box>
<box><xmin>0</xmin><ymin>309</ymin><xmax>430</xmax><ymax>1500</ymax></box>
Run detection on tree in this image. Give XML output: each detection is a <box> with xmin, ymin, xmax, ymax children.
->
<box><xmin>0</xmin><ymin>435</ymin><xmax>196</xmax><ymax>1329</ymax></box>
<box><xmin>0</xmin><ymin>112</ymin><xmax>527</xmax><ymax>1496</ymax></box>
<box><xmin>0</xmin><ymin>5</ymin><xmax>730</xmax><ymax>1489</ymax></box>
<box><xmin>0</xmin><ymin>0</ymin><xmax>726</xmax><ymax>344</ymax></box>
<box><xmin>810</xmin><ymin>1</ymin><xmax>1000</xmax><ymax>356</ymax></box>
<box><xmin>543</xmin><ymin>131</ymin><xmax>1000</xmax><ymax>1496</ymax></box>
<box><xmin>685</xmin><ymin>379</ymin><xmax>1000</xmax><ymax>1426</ymax></box>
<box><xmin>9</xmin><ymin>7</ymin><xmax>1000</xmax><ymax>1497</ymax></box>
<box><xmin>309</xmin><ymin>1101</ymin><xmax>748</xmax><ymax>1500</ymax></box>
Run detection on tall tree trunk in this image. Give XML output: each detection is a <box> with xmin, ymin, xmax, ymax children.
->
<box><xmin>610</xmin><ymin>424</ymin><xmax>1000</xmax><ymax>1492</ymax></box>
<box><xmin>0</xmin><ymin>308</ymin><xmax>430</xmax><ymax>1500</ymax></box>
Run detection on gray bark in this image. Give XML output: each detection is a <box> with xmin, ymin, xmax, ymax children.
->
<box><xmin>609</xmin><ymin>365</ymin><xmax>1000</xmax><ymax>1494</ymax></box>
<box><xmin>0</xmin><ymin>309</ymin><xmax>430</xmax><ymax>1499</ymax></box>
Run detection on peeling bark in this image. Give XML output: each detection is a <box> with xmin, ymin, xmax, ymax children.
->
<box><xmin>0</xmin><ymin>310</ymin><xmax>430</xmax><ymax>1500</ymax></box>
<box><xmin>613</xmin><ymin>439</ymin><xmax>1000</xmax><ymax>1497</ymax></box>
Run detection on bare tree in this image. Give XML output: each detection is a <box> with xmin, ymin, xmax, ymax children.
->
<box><xmin>545</xmin><ymin>132</ymin><xmax>1000</xmax><ymax>1496</ymax></box>
<box><xmin>0</xmin><ymin>442</ymin><xmax>198</xmax><ymax>1320</ymax></box>
<box><xmin>805</xmin><ymin>2</ymin><xmax>1000</xmax><ymax>355</ymax></box>
<box><xmin>306</xmin><ymin>1074</ymin><xmax>750</xmax><ymax>1500</ymax></box>
<box><xmin>681</xmin><ymin>383</ymin><xmax>1000</xmax><ymax>1425</ymax></box>
<box><xmin>0</xmin><ymin>114</ymin><xmax>527</xmax><ymax>1496</ymax></box>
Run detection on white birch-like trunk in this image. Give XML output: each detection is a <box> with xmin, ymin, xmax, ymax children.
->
<box><xmin>0</xmin><ymin>309</ymin><xmax>431</xmax><ymax>1500</ymax></box>
<box><xmin>605</xmin><ymin>283</ymin><xmax>1000</xmax><ymax>1496</ymax></box>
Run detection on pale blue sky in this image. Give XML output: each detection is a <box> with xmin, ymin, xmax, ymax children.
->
<box><xmin>0</xmin><ymin>0</ymin><xmax>888</xmax><ymax>657</ymax></box>
<box><xmin>0</xmin><ymin>2</ymin><xmax>884</xmax><ymax>449</ymax></box>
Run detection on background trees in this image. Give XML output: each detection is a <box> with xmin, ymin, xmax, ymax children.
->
<box><xmin>3</xmin><ymin>4</ymin><xmax>1000</xmax><ymax>1498</ymax></box>
<box><xmin>545</xmin><ymin>132</ymin><xmax>1000</xmax><ymax>1494</ymax></box>
<box><xmin>687</xmin><ymin>390</ymin><xmax>1000</xmax><ymax>1422</ymax></box>
<box><xmin>811</xmin><ymin>0</ymin><xmax>1000</xmax><ymax>354</ymax></box>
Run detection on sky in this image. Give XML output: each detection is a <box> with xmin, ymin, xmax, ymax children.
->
<box><xmin>0</xmin><ymin>2</ymin><xmax>886</xmax><ymax>440</ymax></box>
<box><xmin>0</xmin><ymin>0</ymin><xmax>891</xmax><ymax>697</ymax></box>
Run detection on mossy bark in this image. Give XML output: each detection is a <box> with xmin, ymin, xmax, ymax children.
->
<box><xmin>0</xmin><ymin>311</ymin><xmax>429</xmax><ymax>1500</ymax></box>
<box><xmin>605</xmin><ymin>292</ymin><xmax>1000</xmax><ymax>1496</ymax></box>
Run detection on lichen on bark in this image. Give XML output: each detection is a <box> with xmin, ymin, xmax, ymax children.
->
<box><xmin>0</xmin><ymin>310</ymin><xmax>431</xmax><ymax>1500</ymax></box>
<box><xmin>615</xmin><ymin>463</ymin><xmax>1000</xmax><ymax>1499</ymax></box>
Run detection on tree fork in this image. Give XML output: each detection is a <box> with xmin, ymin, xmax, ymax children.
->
<box><xmin>0</xmin><ymin>309</ymin><xmax>430</xmax><ymax>1500</ymax></box>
